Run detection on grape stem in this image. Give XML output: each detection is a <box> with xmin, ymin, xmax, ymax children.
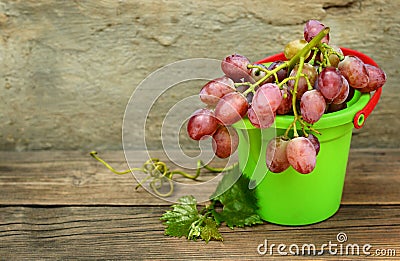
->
<box><xmin>238</xmin><ymin>28</ymin><xmax>330</xmax><ymax>97</ymax></box>
<box><xmin>288</xmin><ymin>27</ymin><xmax>330</xmax><ymax>69</ymax></box>
<box><xmin>281</xmin><ymin>28</ymin><xmax>330</xmax><ymax>139</ymax></box>
<box><xmin>290</xmin><ymin>55</ymin><xmax>305</xmax><ymax>138</ymax></box>
<box><xmin>242</xmin><ymin>62</ymin><xmax>289</xmax><ymax>95</ymax></box>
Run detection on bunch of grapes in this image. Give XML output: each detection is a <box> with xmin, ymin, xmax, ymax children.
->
<box><xmin>187</xmin><ymin>20</ymin><xmax>386</xmax><ymax>174</ymax></box>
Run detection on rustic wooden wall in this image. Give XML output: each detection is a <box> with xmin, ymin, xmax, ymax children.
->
<box><xmin>0</xmin><ymin>0</ymin><xmax>398</xmax><ymax>151</ymax></box>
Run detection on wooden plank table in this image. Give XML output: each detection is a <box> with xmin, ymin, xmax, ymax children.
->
<box><xmin>0</xmin><ymin>149</ymin><xmax>399</xmax><ymax>260</ymax></box>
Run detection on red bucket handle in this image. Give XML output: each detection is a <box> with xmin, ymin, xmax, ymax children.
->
<box><xmin>353</xmin><ymin>87</ymin><xmax>381</xmax><ymax>128</ymax></box>
<box><xmin>256</xmin><ymin>47</ymin><xmax>383</xmax><ymax>129</ymax></box>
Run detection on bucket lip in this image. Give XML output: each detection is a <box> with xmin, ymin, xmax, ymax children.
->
<box><xmin>233</xmin><ymin>90</ymin><xmax>370</xmax><ymax>130</ymax></box>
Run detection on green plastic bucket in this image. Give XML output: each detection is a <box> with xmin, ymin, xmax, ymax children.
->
<box><xmin>232</xmin><ymin>48</ymin><xmax>382</xmax><ymax>225</ymax></box>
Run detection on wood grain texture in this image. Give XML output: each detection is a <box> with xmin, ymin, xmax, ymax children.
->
<box><xmin>0</xmin><ymin>150</ymin><xmax>399</xmax><ymax>259</ymax></box>
<box><xmin>0</xmin><ymin>205</ymin><xmax>399</xmax><ymax>260</ymax></box>
<box><xmin>0</xmin><ymin>149</ymin><xmax>399</xmax><ymax>205</ymax></box>
<box><xmin>0</xmin><ymin>0</ymin><xmax>398</xmax><ymax>151</ymax></box>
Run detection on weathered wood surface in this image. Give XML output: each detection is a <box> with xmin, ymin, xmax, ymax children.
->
<box><xmin>0</xmin><ymin>149</ymin><xmax>399</xmax><ymax>205</ymax></box>
<box><xmin>0</xmin><ymin>150</ymin><xmax>399</xmax><ymax>259</ymax></box>
<box><xmin>1</xmin><ymin>206</ymin><xmax>399</xmax><ymax>260</ymax></box>
<box><xmin>0</xmin><ymin>0</ymin><xmax>399</xmax><ymax>151</ymax></box>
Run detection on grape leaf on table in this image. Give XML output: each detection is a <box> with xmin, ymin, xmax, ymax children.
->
<box><xmin>160</xmin><ymin>195</ymin><xmax>222</xmax><ymax>242</ymax></box>
<box><xmin>199</xmin><ymin>218</ymin><xmax>223</xmax><ymax>242</ymax></box>
<box><xmin>210</xmin><ymin>165</ymin><xmax>264</xmax><ymax>229</ymax></box>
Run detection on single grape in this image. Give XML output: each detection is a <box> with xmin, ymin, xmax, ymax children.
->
<box><xmin>317</xmin><ymin>67</ymin><xmax>342</xmax><ymax>102</ymax></box>
<box><xmin>267</xmin><ymin>61</ymin><xmax>289</xmax><ymax>82</ymax></box>
<box><xmin>287</xmin><ymin>63</ymin><xmax>318</xmax><ymax>100</ymax></box>
<box><xmin>359</xmin><ymin>64</ymin><xmax>387</xmax><ymax>93</ymax></box>
<box><xmin>300</xmin><ymin>90</ymin><xmax>326</xmax><ymax>124</ymax></box>
<box><xmin>215</xmin><ymin>92</ymin><xmax>248</xmax><ymax>125</ymax></box>
<box><xmin>199</xmin><ymin>76</ymin><xmax>235</xmax><ymax>106</ymax></box>
<box><xmin>284</xmin><ymin>39</ymin><xmax>310</xmax><ymax>60</ymax></box>
<box><xmin>304</xmin><ymin>19</ymin><xmax>329</xmax><ymax>44</ymax></box>
<box><xmin>266</xmin><ymin>137</ymin><xmax>290</xmax><ymax>173</ymax></box>
<box><xmin>286</xmin><ymin>137</ymin><xmax>316</xmax><ymax>174</ymax></box>
<box><xmin>187</xmin><ymin>108</ymin><xmax>218</xmax><ymax>140</ymax></box>
<box><xmin>252</xmin><ymin>83</ymin><xmax>283</xmax><ymax>112</ymax></box>
<box><xmin>338</xmin><ymin>56</ymin><xmax>369</xmax><ymax>89</ymax></box>
<box><xmin>307</xmin><ymin>133</ymin><xmax>320</xmax><ymax>155</ymax></box>
<box><xmin>332</xmin><ymin>75</ymin><xmax>349</xmax><ymax>104</ymax></box>
<box><xmin>247</xmin><ymin>106</ymin><xmax>276</xmax><ymax>129</ymax></box>
<box><xmin>221</xmin><ymin>54</ymin><xmax>251</xmax><ymax>82</ymax></box>
<box><xmin>212</xmin><ymin>125</ymin><xmax>239</xmax><ymax>158</ymax></box>
<box><xmin>276</xmin><ymin>85</ymin><xmax>292</xmax><ymax>115</ymax></box>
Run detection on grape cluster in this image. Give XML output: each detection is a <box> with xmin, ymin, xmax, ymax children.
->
<box><xmin>187</xmin><ymin>20</ymin><xmax>386</xmax><ymax>174</ymax></box>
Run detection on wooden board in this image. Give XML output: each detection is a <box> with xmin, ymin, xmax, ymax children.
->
<box><xmin>0</xmin><ymin>149</ymin><xmax>399</xmax><ymax>205</ymax></box>
<box><xmin>0</xmin><ymin>150</ymin><xmax>399</xmax><ymax>259</ymax></box>
<box><xmin>1</xmin><ymin>205</ymin><xmax>399</xmax><ymax>259</ymax></box>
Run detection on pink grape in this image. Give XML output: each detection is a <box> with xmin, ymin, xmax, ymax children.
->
<box><xmin>212</xmin><ymin>125</ymin><xmax>239</xmax><ymax>158</ymax></box>
<box><xmin>266</xmin><ymin>137</ymin><xmax>290</xmax><ymax>173</ymax></box>
<box><xmin>338</xmin><ymin>56</ymin><xmax>369</xmax><ymax>89</ymax></box>
<box><xmin>332</xmin><ymin>75</ymin><xmax>349</xmax><ymax>104</ymax></box>
<box><xmin>187</xmin><ymin>108</ymin><xmax>218</xmax><ymax>140</ymax></box>
<box><xmin>359</xmin><ymin>64</ymin><xmax>387</xmax><ymax>93</ymax></box>
<box><xmin>215</xmin><ymin>92</ymin><xmax>248</xmax><ymax>125</ymax></box>
<box><xmin>287</xmin><ymin>63</ymin><xmax>318</xmax><ymax>100</ymax></box>
<box><xmin>307</xmin><ymin>133</ymin><xmax>320</xmax><ymax>155</ymax></box>
<box><xmin>199</xmin><ymin>76</ymin><xmax>235</xmax><ymax>106</ymax></box>
<box><xmin>221</xmin><ymin>54</ymin><xmax>251</xmax><ymax>82</ymax></box>
<box><xmin>317</xmin><ymin>67</ymin><xmax>342</xmax><ymax>101</ymax></box>
<box><xmin>252</xmin><ymin>83</ymin><xmax>283</xmax><ymax>112</ymax></box>
<box><xmin>248</xmin><ymin>83</ymin><xmax>280</xmax><ymax>128</ymax></box>
<box><xmin>286</xmin><ymin>137</ymin><xmax>316</xmax><ymax>174</ymax></box>
<box><xmin>247</xmin><ymin>107</ymin><xmax>276</xmax><ymax>129</ymax></box>
<box><xmin>304</xmin><ymin>19</ymin><xmax>329</xmax><ymax>44</ymax></box>
<box><xmin>300</xmin><ymin>90</ymin><xmax>326</xmax><ymax>124</ymax></box>
<box><xmin>276</xmin><ymin>85</ymin><xmax>292</xmax><ymax>115</ymax></box>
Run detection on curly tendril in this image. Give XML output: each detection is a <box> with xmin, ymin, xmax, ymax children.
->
<box><xmin>90</xmin><ymin>151</ymin><xmax>236</xmax><ymax>197</ymax></box>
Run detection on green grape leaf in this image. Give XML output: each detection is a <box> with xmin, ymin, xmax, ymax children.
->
<box><xmin>160</xmin><ymin>195</ymin><xmax>223</xmax><ymax>242</ymax></box>
<box><xmin>200</xmin><ymin>218</ymin><xmax>223</xmax><ymax>243</ymax></box>
<box><xmin>160</xmin><ymin>195</ymin><xmax>201</xmax><ymax>238</ymax></box>
<box><xmin>211</xmin><ymin>165</ymin><xmax>264</xmax><ymax>229</ymax></box>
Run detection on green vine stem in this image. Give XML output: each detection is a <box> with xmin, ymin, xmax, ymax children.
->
<box><xmin>90</xmin><ymin>151</ymin><xmax>143</xmax><ymax>174</ymax></box>
<box><xmin>90</xmin><ymin>151</ymin><xmax>236</xmax><ymax>197</ymax></box>
<box><xmin>237</xmin><ymin>27</ymin><xmax>330</xmax><ymax>95</ymax></box>
<box><xmin>291</xmin><ymin>55</ymin><xmax>305</xmax><ymax>138</ymax></box>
